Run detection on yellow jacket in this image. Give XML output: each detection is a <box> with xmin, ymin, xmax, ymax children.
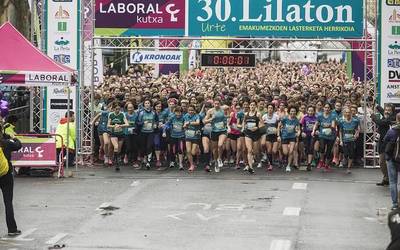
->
<box><xmin>4</xmin><ymin>123</ymin><xmax>16</xmax><ymax>138</ymax></box>
<box><xmin>55</xmin><ymin>118</ymin><xmax>76</xmax><ymax>150</ymax></box>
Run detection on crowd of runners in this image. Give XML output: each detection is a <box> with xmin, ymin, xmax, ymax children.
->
<box><xmin>91</xmin><ymin>60</ymin><xmax>373</xmax><ymax>174</ymax></box>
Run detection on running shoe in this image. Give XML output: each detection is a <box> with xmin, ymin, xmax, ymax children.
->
<box><xmin>257</xmin><ymin>162</ymin><xmax>262</xmax><ymax>168</ymax></box>
<box><xmin>224</xmin><ymin>160</ymin><xmax>229</xmax><ymax>165</ymax></box>
<box><xmin>346</xmin><ymin>169</ymin><xmax>352</xmax><ymax>174</ymax></box>
<box><xmin>104</xmin><ymin>156</ymin><xmax>109</xmax><ymax>165</ymax></box>
<box><xmin>243</xmin><ymin>165</ymin><xmax>250</xmax><ymax>171</ymax></box>
<box><xmin>205</xmin><ymin>165</ymin><xmax>211</xmax><ymax>172</ymax></box>
<box><xmin>156</xmin><ymin>161</ymin><xmax>162</xmax><ymax>168</ymax></box>
<box><xmin>133</xmin><ymin>162</ymin><xmax>141</xmax><ymax>170</ymax></box>
<box><xmin>145</xmin><ymin>162</ymin><xmax>151</xmax><ymax>170</ymax></box>
<box><xmin>311</xmin><ymin>160</ymin><xmax>317</xmax><ymax>167</ymax></box>
<box><xmin>218</xmin><ymin>159</ymin><xmax>223</xmax><ymax>168</ymax></box>
<box><xmin>229</xmin><ymin>158</ymin><xmax>235</xmax><ymax>164</ymax></box>
<box><xmin>267</xmin><ymin>164</ymin><xmax>273</xmax><ymax>171</ymax></box>
<box><xmin>188</xmin><ymin>165</ymin><xmax>195</xmax><ymax>172</ymax></box>
<box><xmin>169</xmin><ymin>162</ymin><xmax>175</xmax><ymax>168</ymax></box>
<box><xmin>215</xmin><ymin>162</ymin><xmax>220</xmax><ymax>173</ymax></box>
<box><xmin>306</xmin><ymin>164</ymin><xmax>311</xmax><ymax>171</ymax></box>
<box><xmin>285</xmin><ymin>165</ymin><xmax>291</xmax><ymax>172</ymax></box>
<box><xmin>261</xmin><ymin>154</ymin><xmax>267</xmax><ymax>163</ymax></box>
<box><xmin>248</xmin><ymin>167</ymin><xmax>255</xmax><ymax>174</ymax></box>
<box><xmin>179</xmin><ymin>164</ymin><xmax>184</xmax><ymax>171</ymax></box>
<box><xmin>324</xmin><ymin>163</ymin><xmax>332</xmax><ymax>172</ymax></box>
<box><xmin>235</xmin><ymin>164</ymin><xmax>241</xmax><ymax>170</ymax></box>
<box><xmin>123</xmin><ymin>156</ymin><xmax>129</xmax><ymax>165</ymax></box>
<box><xmin>108</xmin><ymin>159</ymin><xmax>113</xmax><ymax>167</ymax></box>
<box><xmin>317</xmin><ymin>161</ymin><xmax>324</xmax><ymax>169</ymax></box>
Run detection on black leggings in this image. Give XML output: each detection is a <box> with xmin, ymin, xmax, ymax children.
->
<box><xmin>124</xmin><ymin>134</ymin><xmax>138</xmax><ymax>161</ymax></box>
<box><xmin>0</xmin><ymin>171</ymin><xmax>17</xmax><ymax>232</ymax></box>
<box><xmin>139</xmin><ymin>133</ymin><xmax>154</xmax><ymax>157</ymax></box>
<box><xmin>319</xmin><ymin>138</ymin><xmax>335</xmax><ymax>160</ymax></box>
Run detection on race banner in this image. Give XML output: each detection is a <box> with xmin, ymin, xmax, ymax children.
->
<box><xmin>12</xmin><ymin>136</ymin><xmax>57</xmax><ymax>167</ymax></box>
<box><xmin>95</xmin><ymin>0</ymin><xmax>186</xmax><ymax>36</ymax></box>
<box><xmin>0</xmin><ymin>71</ymin><xmax>71</xmax><ymax>86</ymax></box>
<box><xmin>130</xmin><ymin>50</ymin><xmax>183</xmax><ymax>64</ymax></box>
<box><xmin>380</xmin><ymin>0</ymin><xmax>400</xmax><ymax>105</ymax></box>
<box><xmin>188</xmin><ymin>0</ymin><xmax>363</xmax><ymax>38</ymax></box>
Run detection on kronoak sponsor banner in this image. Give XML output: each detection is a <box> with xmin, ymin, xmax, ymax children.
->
<box><xmin>189</xmin><ymin>0</ymin><xmax>363</xmax><ymax>38</ymax></box>
<box><xmin>130</xmin><ymin>50</ymin><xmax>183</xmax><ymax>64</ymax></box>
<box><xmin>380</xmin><ymin>0</ymin><xmax>400</xmax><ymax>105</ymax></box>
<box><xmin>95</xmin><ymin>0</ymin><xmax>185</xmax><ymax>36</ymax></box>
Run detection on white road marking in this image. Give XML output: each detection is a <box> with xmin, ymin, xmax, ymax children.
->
<box><xmin>364</xmin><ymin>217</ymin><xmax>378</xmax><ymax>222</ymax></box>
<box><xmin>230</xmin><ymin>215</ymin><xmax>257</xmax><ymax>223</ymax></box>
<box><xmin>283</xmin><ymin>207</ymin><xmax>301</xmax><ymax>216</ymax></box>
<box><xmin>183</xmin><ymin>203</ymin><xmax>212</xmax><ymax>210</ymax></box>
<box><xmin>292</xmin><ymin>183</ymin><xmax>308</xmax><ymax>190</ymax></box>
<box><xmin>270</xmin><ymin>239</ymin><xmax>291</xmax><ymax>250</ymax></box>
<box><xmin>215</xmin><ymin>204</ymin><xmax>246</xmax><ymax>211</ymax></box>
<box><xmin>95</xmin><ymin>202</ymin><xmax>111</xmax><ymax>211</ymax></box>
<box><xmin>196</xmin><ymin>213</ymin><xmax>221</xmax><ymax>221</ymax></box>
<box><xmin>46</xmin><ymin>233</ymin><xmax>68</xmax><ymax>245</ymax></box>
<box><xmin>130</xmin><ymin>180</ymin><xmax>140</xmax><ymax>187</ymax></box>
<box><xmin>166</xmin><ymin>212</ymin><xmax>186</xmax><ymax>221</ymax></box>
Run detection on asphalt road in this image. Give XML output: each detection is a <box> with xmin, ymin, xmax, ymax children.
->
<box><xmin>0</xmin><ymin>166</ymin><xmax>391</xmax><ymax>250</ymax></box>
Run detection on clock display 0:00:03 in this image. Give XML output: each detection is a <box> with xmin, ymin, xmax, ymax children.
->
<box><xmin>204</xmin><ymin>54</ymin><xmax>254</xmax><ymax>67</ymax></box>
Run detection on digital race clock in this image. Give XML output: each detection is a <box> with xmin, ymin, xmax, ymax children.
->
<box><xmin>201</xmin><ymin>53</ymin><xmax>256</xmax><ymax>68</ymax></box>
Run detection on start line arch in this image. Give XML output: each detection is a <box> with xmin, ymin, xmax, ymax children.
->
<box><xmin>78</xmin><ymin>0</ymin><xmax>377</xmax><ymax>168</ymax></box>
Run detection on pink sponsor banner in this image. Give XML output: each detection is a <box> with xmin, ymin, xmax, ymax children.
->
<box><xmin>95</xmin><ymin>0</ymin><xmax>186</xmax><ymax>36</ymax></box>
<box><xmin>12</xmin><ymin>137</ymin><xmax>57</xmax><ymax>167</ymax></box>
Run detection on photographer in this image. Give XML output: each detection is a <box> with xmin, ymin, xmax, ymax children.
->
<box><xmin>0</xmin><ymin>125</ymin><xmax>22</xmax><ymax>236</ymax></box>
<box><xmin>372</xmin><ymin>103</ymin><xmax>395</xmax><ymax>186</ymax></box>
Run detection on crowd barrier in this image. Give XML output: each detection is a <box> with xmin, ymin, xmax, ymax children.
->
<box><xmin>12</xmin><ymin>134</ymin><xmax>64</xmax><ymax>178</ymax></box>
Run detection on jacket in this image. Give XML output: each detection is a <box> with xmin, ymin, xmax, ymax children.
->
<box><xmin>371</xmin><ymin>106</ymin><xmax>395</xmax><ymax>141</ymax></box>
<box><xmin>0</xmin><ymin>135</ymin><xmax>22</xmax><ymax>175</ymax></box>
<box><xmin>384</xmin><ymin>124</ymin><xmax>400</xmax><ymax>161</ymax></box>
<box><xmin>55</xmin><ymin>118</ymin><xmax>76</xmax><ymax>150</ymax></box>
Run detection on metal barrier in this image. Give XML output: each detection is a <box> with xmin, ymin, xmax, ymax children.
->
<box><xmin>12</xmin><ymin>134</ymin><xmax>64</xmax><ymax>178</ymax></box>
<box><xmin>9</xmin><ymin>105</ymin><xmax>30</xmax><ymax>133</ymax></box>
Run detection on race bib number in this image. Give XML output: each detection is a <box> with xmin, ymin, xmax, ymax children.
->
<box><xmin>307</xmin><ymin>123</ymin><xmax>314</xmax><ymax>131</ymax></box>
<box><xmin>127</xmin><ymin>127</ymin><xmax>135</xmax><ymax>134</ymax></box>
<box><xmin>267</xmin><ymin>127</ymin><xmax>277</xmax><ymax>135</ymax></box>
<box><xmin>215</xmin><ymin>122</ymin><xmax>225</xmax><ymax>130</ymax></box>
<box><xmin>322</xmin><ymin>128</ymin><xmax>332</xmax><ymax>136</ymax></box>
<box><xmin>185</xmin><ymin>130</ymin><xmax>196</xmax><ymax>138</ymax></box>
<box><xmin>247</xmin><ymin>122</ymin><xmax>256</xmax><ymax>129</ymax></box>
<box><xmin>286</xmin><ymin>125</ymin><xmax>295</xmax><ymax>133</ymax></box>
<box><xmin>173</xmin><ymin>124</ymin><xmax>183</xmax><ymax>132</ymax></box>
<box><xmin>231</xmin><ymin>123</ymin><xmax>238</xmax><ymax>130</ymax></box>
<box><xmin>203</xmin><ymin>124</ymin><xmax>212</xmax><ymax>133</ymax></box>
<box><xmin>344</xmin><ymin>133</ymin><xmax>354</xmax><ymax>140</ymax></box>
<box><xmin>144</xmin><ymin>121</ymin><xmax>152</xmax><ymax>130</ymax></box>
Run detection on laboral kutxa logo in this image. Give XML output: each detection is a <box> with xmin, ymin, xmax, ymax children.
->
<box><xmin>98</xmin><ymin>1</ymin><xmax>182</xmax><ymax>24</ymax></box>
<box><xmin>387</xmin><ymin>0</ymin><xmax>400</xmax><ymax>6</ymax></box>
